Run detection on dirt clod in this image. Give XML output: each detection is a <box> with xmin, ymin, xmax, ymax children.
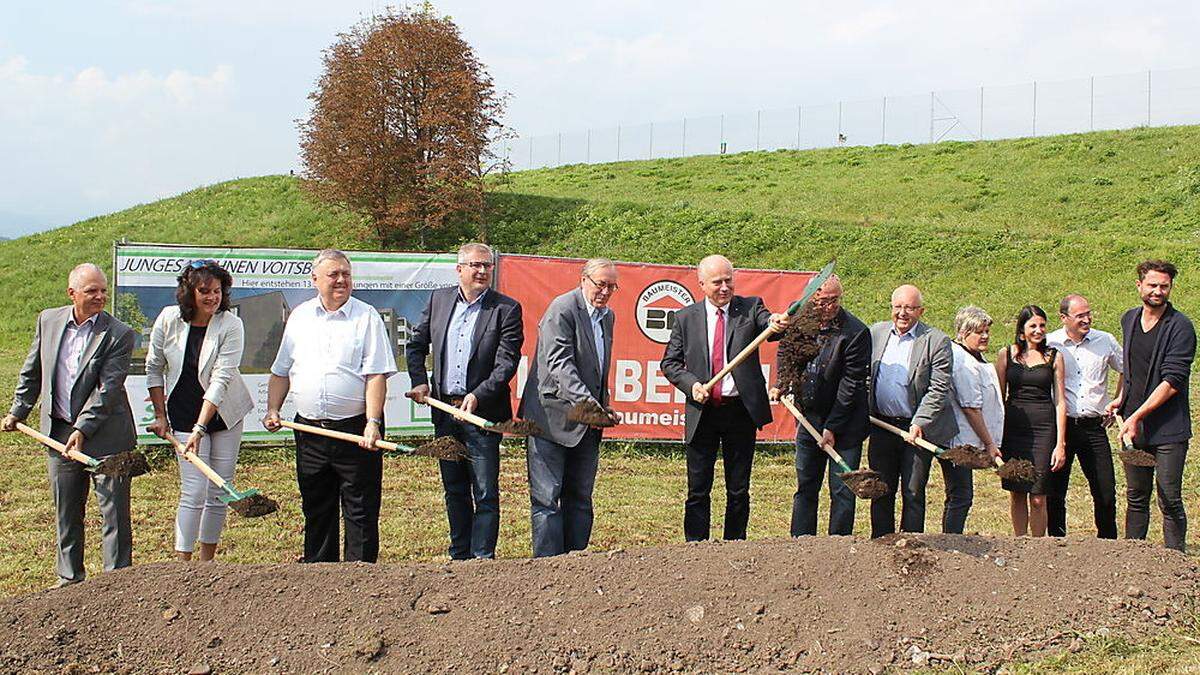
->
<box><xmin>229</xmin><ymin>493</ymin><xmax>278</xmax><ymax>518</ymax></box>
<box><xmin>567</xmin><ymin>400</ymin><xmax>617</xmax><ymax>427</ymax></box>
<box><xmin>996</xmin><ymin>458</ymin><xmax>1036</xmax><ymax>484</ymax></box>
<box><xmin>941</xmin><ymin>444</ymin><xmax>993</xmax><ymax>470</ymax></box>
<box><xmin>96</xmin><ymin>451</ymin><xmax>151</xmax><ymax>479</ymax></box>
<box><xmin>412</xmin><ymin>437</ymin><xmax>468</xmax><ymax>461</ymax></box>
<box><xmin>1120</xmin><ymin>448</ymin><xmax>1157</xmax><ymax>467</ymax></box>
<box><xmin>491</xmin><ymin>419</ymin><xmax>543</xmax><ymax>436</ymax></box>
<box><xmin>774</xmin><ymin>307</ymin><xmax>824</xmax><ymax>399</ymax></box>
<box><xmin>840</xmin><ymin>470</ymin><xmax>889</xmax><ymax>500</ymax></box>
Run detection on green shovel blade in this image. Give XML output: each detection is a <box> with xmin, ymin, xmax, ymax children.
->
<box><xmin>218</xmin><ymin>484</ymin><xmax>260</xmax><ymax>503</ymax></box>
<box><xmin>785</xmin><ymin>259</ymin><xmax>836</xmax><ymax>316</ymax></box>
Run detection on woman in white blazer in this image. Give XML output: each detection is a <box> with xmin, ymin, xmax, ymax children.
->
<box><xmin>145</xmin><ymin>260</ymin><xmax>254</xmax><ymax>561</ymax></box>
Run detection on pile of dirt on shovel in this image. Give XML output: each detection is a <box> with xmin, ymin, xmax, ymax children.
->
<box><xmin>1</xmin><ymin>535</ymin><xmax>1197</xmax><ymax>673</ymax></box>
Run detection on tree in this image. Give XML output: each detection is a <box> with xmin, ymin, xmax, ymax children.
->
<box><xmin>299</xmin><ymin>4</ymin><xmax>507</xmax><ymax>247</ymax></box>
<box><xmin>114</xmin><ymin>292</ymin><xmax>149</xmax><ymax>342</ymax></box>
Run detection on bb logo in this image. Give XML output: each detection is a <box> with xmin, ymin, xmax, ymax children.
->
<box><xmin>636</xmin><ymin>280</ymin><xmax>695</xmax><ymax>344</ymax></box>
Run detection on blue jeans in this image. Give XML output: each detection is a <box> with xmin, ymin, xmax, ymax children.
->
<box><xmin>938</xmin><ymin>457</ymin><xmax>974</xmax><ymax>534</ymax></box>
<box><xmin>435</xmin><ymin>418</ymin><xmax>501</xmax><ymax>559</ymax></box>
<box><xmin>792</xmin><ymin>431</ymin><xmax>861</xmax><ymax>536</ymax></box>
<box><xmin>527</xmin><ymin>430</ymin><xmax>600</xmax><ymax>557</ymax></box>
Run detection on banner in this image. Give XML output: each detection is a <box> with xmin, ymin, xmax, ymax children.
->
<box><xmin>113</xmin><ymin>243</ymin><xmax>458</xmax><ymax>443</ymax></box>
<box><xmin>498</xmin><ymin>255</ymin><xmax>814</xmax><ymax>442</ymax></box>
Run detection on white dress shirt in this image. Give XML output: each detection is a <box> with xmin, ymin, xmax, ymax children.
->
<box><xmin>442</xmin><ymin>288</ymin><xmax>487</xmax><ymax>395</ymax></box>
<box><xmin>1046</xmin><ymin>327</ymin><xmax>1123</xmax><ymax>418</ymax></box>
<box><xmin>52</xmin><ymin>312</ymin><xmax>97</xmax><ymax>421</ymax></box>
<box><xmin>704</xmin><ymin>298</ymin><xmax>738</xmax><ymax>397</ymax></box>
<box><xmin>581</xmin><ymin>289</ymin><xmax>608</xmax><ymax>377</ymax></box>
<box><xmin>270</xmin><ymin>296</ymin><xmax>397</xmax><ymax>420</ymax></box>
<box><xmin>875</xmin><ymin>326</ymin><xmax>915</xmax><ymax>418</ymax></box>
<box><xmin>950</xmin><ymin>341</ymin><xmax>1005</xmax><ymax>449</ymax></box>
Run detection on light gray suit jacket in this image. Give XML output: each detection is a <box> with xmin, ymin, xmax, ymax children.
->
<box><xmin>11</xmin><ymin>307</ymin><xmax>138</xmax><ymax>456</ymax></box>
<box><xmin>869</xmin><ymin>320</ymin><xmax>957</xmax><ymax>446</ymax></box>
<box><xmin>519</xmin><ymin>288</ymin><xmax>615</xmax><ymax>447</ymax></box>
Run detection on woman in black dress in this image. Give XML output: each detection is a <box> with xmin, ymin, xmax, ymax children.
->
<box><xmin>995</xmin><ymin>305</ymin><xmax>1067</xmax><ymax>536</ymax></box>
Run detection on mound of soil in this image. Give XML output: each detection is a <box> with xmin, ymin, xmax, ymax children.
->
<box><xmin>1</xmin><ymin>535</ymin><xmax>1196</xmax><ymax>673</ymax></box>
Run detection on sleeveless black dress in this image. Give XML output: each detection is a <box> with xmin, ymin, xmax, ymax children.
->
<box><xmin>1001</xmin><ymin>347</ymin><xmax>1057</xmax><ymax>494</ymax></box>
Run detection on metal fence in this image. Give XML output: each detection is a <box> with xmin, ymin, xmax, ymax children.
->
<box><xmin>495</xmin><ymin>66</ymin><xmax>1200</xmax><ymax>171</ymax></box>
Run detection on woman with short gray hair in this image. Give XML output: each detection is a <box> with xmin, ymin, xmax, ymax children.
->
<box><xmin>941</xmin><ymin>305</ymin><xmax>1005</xmax><ymax>534</ymax></box>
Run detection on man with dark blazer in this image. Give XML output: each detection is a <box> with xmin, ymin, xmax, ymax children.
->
<box><xmin>406</xmin><ymin>243</ymin><xmax>523</xmax><ymax>559</ymax></box>
<box><xmin>519</xmin><ymin>258</ymin><xmax>619</xmax><ymax>557</ymax></box>
<box><xmin>867</xmin><ymin>284</ymin><xmax>957</xmax><ymax>538</ymax></box>
<box><xmin>662</xmin><ymin>255</ymin><xmax>789</xmax><ymax>541</ymax></box>
<box><xmin>3</xmin><ymin>263</ymin><xmax>138</xmax><ymax>588</ymax></box>
<box><xmin>1112</xmin><ymin>260</ymin><xmax>1195</xmax><ymax>551</ymax></box>
<box><xmin>769</xmin><ymin>274</ymin><xmax>871</xmax><ymax>536</ymax></box>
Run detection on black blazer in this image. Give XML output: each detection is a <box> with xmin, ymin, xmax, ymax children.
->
<box><xmin>1119</xmin><ymin>302</ymin><xmax>1196</xmax><ymax>446</ymax></box>
<box><xmin>662</xmin><ymin>296</ymin><xmax>778</xmax><ymax>444</ymax></box>
<box><xmin>778</xmin><ymin>307</ymin><xmax>871</xmax><ymax>449</ymax></box>
<box><xmin>406</xmin><ymin>286</ymin><xmax>524</xmax><ymax>424</ymax></box>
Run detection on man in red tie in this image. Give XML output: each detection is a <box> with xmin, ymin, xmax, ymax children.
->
<box><xmin>662</xmin><ymin>255</ymin><xmax>790</xmax><ymax>541</ymax></box>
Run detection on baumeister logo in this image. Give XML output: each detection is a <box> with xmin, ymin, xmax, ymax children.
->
<box><xmin>636</xmin><ymin>280</ymin><xmax>695</xmax><ymax>344</ymax></box>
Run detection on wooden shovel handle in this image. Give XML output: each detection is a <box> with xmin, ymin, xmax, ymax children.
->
<box><xmin>163</xmin><ymin>434</ymin><xmax>230</xmax><ymax>489</ymax></box>
<box><xmin>423</xmin><ymin>396</ymin><xmax>494</xmax><ymax>430</ymax></box>
<box><xmin>703</xmin><ymin>326</ymin><xmax>774</xmax><ymax>392</ymax></box>
<box><xmin>1113</xmin><ymin>414</ymin><xmax>1132</xmax><ymax>448</ymax></box>
<box><xmin>778</xmin><ymin>395</ymin><xmax>849</xmax><ymax>468</ymax></box>
<box><xmin>869</xmin><ymin>416</ymin><xmax>944</xmax><ymax>456</ymax></box>
<box><xmin>16</xmin><ymin>422</ymin><xmax>99</xmax><ymax>466</ymax></box>
<box><xmin>279</xmin><ymin>419</ymin><xmax>400</xmax><ymax>452</ymax></box>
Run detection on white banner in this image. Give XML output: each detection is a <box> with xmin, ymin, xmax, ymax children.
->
<box><xmin>113</xmin><ymin>243</ymin><xmax>459</xmax><ymax>443</ymax></box>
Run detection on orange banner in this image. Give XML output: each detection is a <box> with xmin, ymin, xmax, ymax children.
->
<box><xmin>499</xmin><ymin>254</ymin><xmax>814</xmax><ymax>441</ymax></box>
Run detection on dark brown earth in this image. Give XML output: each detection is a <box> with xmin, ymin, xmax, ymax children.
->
<box><xmin>96</xmin><ymin>451</ymin><xmax>151</xmax><ymax>479</ymax></box>
<box><xmin>1120</xmin><ymin>448</ymin><xmax>1158</xmax><ymax>467</ymax></box>
<box><xmin>941</xmin><ymin>444</ymin><xmax>993</xmax><ymax>470</ymax></box>
<box><xmin>411</xmin><ymin>436</ymin><xmax>467</xmax><ymax>461</ymax></box>
<box><xmin>997</xmin><ymin>458</ymin><xmax>1037</xmax><ymax>484</ymax></box>
<box><xmin>1</xmin><ymin>535</ymin><xmax>1196</xmax><ymax>673</ymax></box>
<box><xmin>492</xmin><ymin>419</ymin><xmax>544</xmax><ymax>437</ymax></box>
<box><xmin>228</xmin><ymin>492</ymin><xmax>279</xmax><ymax>518</ymax></box>
<box><xmin>568</xmin><ymin>400</ymin><xmax>617</xmax><ymax>427</ymax></box>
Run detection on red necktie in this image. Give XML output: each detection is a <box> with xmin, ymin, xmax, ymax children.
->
<box><xmin>711</xmin><ymin>307</ymin><xmax>725</xmax><ymax>404</ymax></box>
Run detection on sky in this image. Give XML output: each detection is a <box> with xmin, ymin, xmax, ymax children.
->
<box><xmin>1</xmin><ymin>0</ymin><xmax>1198</xmax><ymax>237</ymax></box>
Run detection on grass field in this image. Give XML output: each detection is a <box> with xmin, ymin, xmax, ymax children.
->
<box><xmin>1</xmin><ymin>125</ymin><xmax>1200</xmax><ymax>670</ymax></box>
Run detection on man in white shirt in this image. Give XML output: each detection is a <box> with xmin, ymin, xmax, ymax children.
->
<box><xmin>264</xmin><ymin>249</ymin><xmax>396</xmax><ymax>563</ymax></box>
<box><xmin>1045</xmin><ymin>294</ymin><xmax>1122</xmax><ymax>539</ymax></box>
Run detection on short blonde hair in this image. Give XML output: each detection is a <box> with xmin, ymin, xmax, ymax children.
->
<box><xmin>954</xmin><ymin>305</ymin><xmax>993</xmax><ymax>339</ymax></box>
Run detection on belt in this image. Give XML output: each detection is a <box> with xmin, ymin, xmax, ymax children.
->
<box><xmin>295</xmin><ymin>414</ymin><xmax>365</xmax><ymax>429</ymax></box>
<box><xmin>710</xmin><ymin>396</ymin><xmax>742</xmax><ymax>408</ymax></box>
<box><xmin>1068</xmin><ymin>416</ymin><xmax>1105</xmax><ymax>428</ymax></box>
<box><xmin>877</xmin><ymin>414</ymin><xmax>912</xmax><ymax>426</ymax></box>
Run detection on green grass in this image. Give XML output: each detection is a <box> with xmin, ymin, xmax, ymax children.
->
<box><xmin>2</xmin><ymin>125</ymin><xmax>1200</xmax><ymax>670</ymax></box>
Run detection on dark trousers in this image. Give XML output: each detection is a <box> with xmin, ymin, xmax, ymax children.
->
<box><xmin>868</xmin><ymin>416</ymin><xmax>933</xmax><ymax>538</ymax></box>
<box><xmin>1125</xmin><ymin>442</ymin><xmax>1188</xmax><ymax>551</ymax></box>
<box><xmin>938</xmin><ymin>457</ymin><xmax>974</xmax><ymax>534</ymax></box>
<box><xmin>791</xmin><ymin>430</ymin><xmax>862</xmax><ymax>536</ymax></box>
<box><xmin>1048</xmin><ymin>416</ymin><xmax>1117</xmax><ymax>539</ymax></box>
<box><xmin>527</xmin><ymin>429</ymin><xmax>601</xmax><ymax>557</ymax></box>
<box><xmin>685</xmin><ymin>399</ymin><xmax>756</xmax><ymax>541</ymax></box>
<box><xmin>293</xmin><ymin>414</ymin><xmax>382</xmax><ymax>563</ymax></box>
<box><xmin>435</xmin><ymin>417</ymin><xmax>501</xmax><ymax>560</ymax></box>
<box><xmin>47</xmin><ymin>418</ymin><xmax>132</xmax><ymax>583</ymax></box>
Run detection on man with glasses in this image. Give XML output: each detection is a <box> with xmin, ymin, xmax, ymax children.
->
<box><xmin>662</xmin><ymin>255</ymin><xmax>789</xmax><ymax>541</ymax></box>
<box><xmin>867</xmin><ymin>284</ymin><xmax>957</xmax><ymax>538</ymax></box>
<box><xmin>519</xmin><ymin>258</ymin><xmax>620</xmax><ymax>557</ymax></box>
<box><xmin>405</xmin><ymin>243</ymin><xmax>523</xmax><ymax>560</ymax></box>
<box><xmin>264</xmin><ymin>249</ymin><xmax>396</xmax><ymax>563</ymax></box>
<box><xmin>1045</xmin><ymin>294</ymin><xmax>1122</xmax><ymax>539</ymax></box>
<box><xmin>767</xmin><ymin>274</ymin><xmax>871</xmax><ymax>536</ymax></box>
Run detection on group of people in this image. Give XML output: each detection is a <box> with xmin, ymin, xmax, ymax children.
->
<box><xmin>2</xmin><ymin>248</ymin><xmax>1191</xmax><ymax>590</ymax></box>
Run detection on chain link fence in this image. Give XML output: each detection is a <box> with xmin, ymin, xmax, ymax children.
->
<box><xmin>495</xmin><ymin>66</ymin><xmax>1200</xmax><ymax>171</ymax></box>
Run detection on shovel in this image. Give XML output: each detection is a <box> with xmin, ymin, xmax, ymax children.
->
<box><xmin>868</xmin><ymin>416</ymin><xmax>992</xmax><ymax>469</ymax></box>
<box><xmin>702</xmin><ymin>260</ymin><xmax>836</xmax><ymax>396</ymax></box>
<box><xmin>278</xmin><ymin>420</ymin><xmax>467</xmax><ymax>461</ymax></box>
<box><xmin>16</xmin><ymin>422</ymin><xmax>150</xmax><ymax>479</ymax></box>
<box><xmin>867</xmin><ymin>416</ymin><xmax>1033</xmax><ymax>484</ymax></box>
<box><xmin>1113</xmin><ymin>415</ymin><xmax>1156</xmax><ymax>467</ymax></box>
<box><xmin>162</xmin><ymin>433</ymin><xmax>277</xmax><ymax>518</ymax></box>
<box><xmin>421</xmin><ymin>396</ymin><xmax>542</xmax><ymax>437</ymax></box>
<box><xmin>779</xmin><ymin>396</ymin><xmax>887</xmax><ymax>499</ymax></box>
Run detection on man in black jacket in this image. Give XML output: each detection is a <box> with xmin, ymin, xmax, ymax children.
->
<box><xmin>662</xmin><ymin>255</ymin><xmax>789</xmax><ymax>541</ymax></box>
<box><xmin>406</xmin><ymin>243</ymin><xmax>524</xmax><ymax>559</ymax></box>
<box><xmin>770</xmin><ymin>275</ymin><xmax>871</xmax><ymax>536</ymax></box>
<box><xmin>1112</xmin><ymin>259</ymin><xmax>1195</xmax><ymax>551</ymax></box>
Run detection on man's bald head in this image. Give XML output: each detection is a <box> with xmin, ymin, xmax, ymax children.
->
<box><xmin>697</xmin><ymin>255</ymin><xmax>735</xmax><ymax>307</ymax></box>
<box><xmin>811</xmin><ymin>273</ymin><xmax>844</xmax><ymax>323</ymax></box>
<box><xmin>66</xmin><ymin>263</ymin><xmax>109</xmax><ymax>321</ymax></box>
<box><xmin>889</xmin><ymin>284</ymin><xmax>925</xmax><ymax>334</ymax></box>
<box><xmin>68</xmin><ymin>263</ymin><xmax>106</xmax><ymax>290</ymax></box>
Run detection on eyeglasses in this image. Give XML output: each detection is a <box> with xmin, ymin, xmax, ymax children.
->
<box><xmin>891</xmin><ymin>304</ymin><xmax>923</xmax><ymax>313</ymax></box>
<box><xmin>1066</xmin><ymin>311</ymin><xmax>1093</xmax><ymax>320</ymax></box>
<box><xmin>811</xmin><ymin>295</ymin><xmax>842</xmax><ymax>308</ymax></box>
<box><xmin>460</xmin><ymin>261</ymin><xmax>495</xmax><ymax>271</ymax></box>
<box><xmin>585</xmin><ymin>274</ymin><xmax>619</xmax><ymax>293</ymax></box>
<box><xmin>188</xmin><ymin>259</ymin><xmax>218</xmax><ymax>269</ymax></box>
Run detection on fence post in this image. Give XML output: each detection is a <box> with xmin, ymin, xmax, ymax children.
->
<box><xmin>929</xmin><ymin>92</ymin><xmax>934</xmax><ymax>142</ymax></box>
<box><xmin>837</xmin><ymin>101</ymin><xmax>843</xmax><ymax>143</ymax></box>
<box><xmin>979</xmin><ymin>86</ymin><xmax>984</xmax><ymax>139</ymax></box>
<box><xmin>586</xmin><ymin>129</ymin><xmax>591</xmax><ymax>163</ymax></box>
<box><xmin>796</xmin><ymin>105</ymin><xmax>802</xmax><ymax>150</ymax></box>
<box><xmin>557</xmin><ymin>133</ymin><xmax>562</xmax><ymax>166</ymax></box>
<box><xmin>720</xmin><ymin>114</ymin><xmax>725</xmax><ymax>153</ymax></box>
<box><xmin>528</xmin><ymin>137</ymin><xmax>533</xmax><ymax>169</ymax></box>
<box><xmin>682</xmin><ymin>118</ymin><xmax>687</xmax><ymax>156</ymax></box>
<box><xmin>756</xmin><ymin>110</ymin><xmax>761</xmax><ymax>150</ymax></box>
<box><xmin>617</xmin><ymin>125</ymin><xmax>622</xmax><ymax>161</ymax></box>
<box><xmin>649</xmin><ymin>122</ymin><xmax>655</xmax><ymax>159</ymax></box>
<box><xmin>1032</xmin><ymin>81</ymin><xmax>1037</xmax><ymax>136</ymax></box>
<box><xmin>1089</xmin><ymin>76</ymin><xmax>1094</xmax><ymax>131</ymax></box>
<box><xmin>881</xmin><ymin>97</ymin><xmax>887</xmax><ymax>144</ymax></box>
<box><xmin>1147</xmin><ymin>70</ymin><xmax>1152</xmax><ymax>125</ymax></box>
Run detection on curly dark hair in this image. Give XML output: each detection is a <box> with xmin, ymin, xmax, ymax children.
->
<box><xmin>1013</xmin><ymin>304</ymin><xmax>1049</xmax><ymax>358</ymax></box>
<box><xmin>1136</xmin><ymin>259</ymin><xmax>1178</xmax><ymax>281</ymax></box>
<box><xmin>176</xmin><ymin>260</ymin><xmax>233</xmax><ymax>322</ymax></box>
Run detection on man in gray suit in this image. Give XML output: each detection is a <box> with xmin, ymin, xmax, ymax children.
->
<box><xmin>3</xmin><ymin>263</ymin><xmax>138</xmax><ymax>587</ymax></box>
<box><xmin>519</xmin><ymin>258</ymin><xmax>619</xmax><ymax>557</ymax></box>
<box><xmin>868</xmin><ymin>284</ymin><xmax>957</xmax><ymax>538</ymax></box>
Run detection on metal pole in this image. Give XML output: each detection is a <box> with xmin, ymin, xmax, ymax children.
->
<box><xmin>720</xmin><ymin>114</ymin><xmax>725</xmax><ymax>149</ymax></box>
<box><xmin>1147</xmin><ymin>70</ymin><xmax>1152</xmax><ymax>125</ymax></box>
<box><xmin>557</xmin><ymin>133</ymin><xmax>561</xmax><ymax>166</ymax></box>
<box><xmin>617</xmin><ymin>125</ymin><xmax>622</xmax><ymax>161</ymax></box>
<box><xmin>929</xmin><ymin>92</ymin><xmax>935</xmax><ymax>142</ymax></box>
<box><xmin>979</xmin><ymin>86</ymin><xmax>984</xmax><ymax>139</ymax></box>
<box><xmin>586</xmin><ymin>129</ymin><xmax>591</xmax><ymax>163</ymax></box>
<box><xmin>755</xmin><ymin>110</ymin><xmax>761</xmax><ymax>150</ymax></box>
<box><xmin>837</xmin><ymin>101</ymin><xmax>843</xmax><ymax>141</ymax></box>
<box><xmin>796</xmin><ymin>106</ymin><xmax>802</xmax><ymax>150</ymax></box>
<box><xmin>649</xmin><ymin>122</ymin><xmax>654</xmax><ymax>159</ymax></box>
<box><xmin>881</xmin><ymin>97</ymin><xmax>887</xmax><ymax>144</ymax></box>
<box><xmin>528</xmin><ymin>137</ymin><xmax>533</xmax><ymax>168</ymax></box>
<box><xmin>682</xmin><ymin>118</ymin><xmax>687</xmax><ymax>156</ymax></box>
<box><xmin>1032</xmin><ymin>81</ymin><xmax>1037</xmax><ymax>136</ymax></box>
<box><xmin>1089</xmin><ymin>76</ymin><xmax>1094</xmax><ymax>131</ymax></box>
